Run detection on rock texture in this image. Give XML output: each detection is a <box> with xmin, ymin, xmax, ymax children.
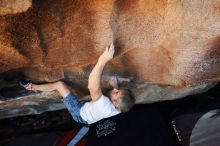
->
<box><xmin>0</xmin><ymin>0</ymin><xmax>32</xmax><ymax>15</ymax></box>
<box><xmin>0</xmin><ymin>0</ymin><xmax>220</xmax><ymax>118</ymax></box>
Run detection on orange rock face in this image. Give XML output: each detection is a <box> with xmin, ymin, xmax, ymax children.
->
<box><xmin>0</xmin><ymin>0</ymin><xmax>220</xmax><ymax>90</ymax></box>
<box><xmin>0</xmin><ymin>0</ymin><xmax>220</xmax><ymax>118</ymax></box>
<box><xmin>0</xmin><ymin>0</ymin><xmax>32</xmax><ymax>15</ymax></box>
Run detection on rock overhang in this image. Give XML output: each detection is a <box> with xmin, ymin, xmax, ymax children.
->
<box><xmin>0</xmin><ymin>0</ymin><xmax>219</xmax><ymax>118</ymax></box>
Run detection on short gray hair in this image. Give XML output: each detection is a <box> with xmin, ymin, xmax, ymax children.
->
<box><xmin>117</xmin><ymin>89</ymin><xmax>135</xmax><ymax>112</ymax></box>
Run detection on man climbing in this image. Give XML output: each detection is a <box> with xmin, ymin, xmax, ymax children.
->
<box><xmin>20</xmin><ymin>43</ymin><xmax>135</xmax><ymax>125</ymax></box>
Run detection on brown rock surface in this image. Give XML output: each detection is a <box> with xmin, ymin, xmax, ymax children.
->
<box><xmin>0</xmin><ymin>0</ymin><xmax>32</xmax><ymax>15</ymax></box>
<box><xmin>0</xmin><ymin>0</ymin><xmax>220</xmax><ymax>118</ymax></box>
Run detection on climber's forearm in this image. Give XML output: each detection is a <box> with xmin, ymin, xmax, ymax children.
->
<box><xmin>88</xmin><ymin>60</ymin><xmax>105</xmax><ymax>91</ymax></box>
<box><xmin>88</xmin><ymin>43</ymin><xmax>115</xmax><ymax>101</ymax></box>
<box><xmin>32</xmin><ymin>81</ymin><xmax>70</xmax><ymax>98</ymax></box>
<box><xmin>88</xmin><ymin>60</ymin><xmax>105</xmax><ymax>101</ymax></box>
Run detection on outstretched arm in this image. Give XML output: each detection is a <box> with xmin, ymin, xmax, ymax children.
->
<box><xmin>88</xmin><ymin>43</ymin><xmax>115</xmax><ymax>101</ymax></box>
<box><xmin>25</xmin><ymin>81</ymin><xmax>70</xmax><ymax>98</ymax></box>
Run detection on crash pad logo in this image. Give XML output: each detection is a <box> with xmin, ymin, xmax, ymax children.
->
<box><xmin>96</xmin><ymin>120</ymin><xmax>117</xmax><ymax>138</ymax></box>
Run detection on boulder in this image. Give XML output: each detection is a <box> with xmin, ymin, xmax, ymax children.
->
<box><xmin>0</xmin><ymin>0</ymin><xmax>219</xmax><ymax>118</ymax></box>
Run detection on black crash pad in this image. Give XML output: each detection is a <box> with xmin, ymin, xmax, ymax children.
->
<box><xmin>86</xmin><ymin>105</ymin><xmax>180</xmax><ymax>146</ymax></box>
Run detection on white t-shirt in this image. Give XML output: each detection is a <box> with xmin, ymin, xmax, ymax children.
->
<box><xmin>80</xmin><ymin>95</ymin><xmax>120</xmax><ymax>124</ymax></box>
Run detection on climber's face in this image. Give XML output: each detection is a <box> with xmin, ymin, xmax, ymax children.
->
<box><xmin>110</xmin><ymin>88</ymin><xmax>125</xmax><ymax>107</ymax></box>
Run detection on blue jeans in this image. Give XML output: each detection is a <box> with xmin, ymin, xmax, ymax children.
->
<box><xmin>62</xmin><ymin>92</ymin><xmax>87</xmax><ymax>124</ymax></box>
